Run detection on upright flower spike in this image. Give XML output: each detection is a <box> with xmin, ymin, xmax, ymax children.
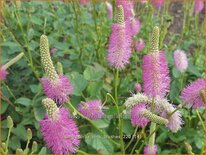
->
<box><xmin>78</xmin><ymin>100</ymin><xmax>104</xmax><ymax>120</ymax></box>
<box><xmin>126</xmin><ymin>18</ymin><xmax>141</xmax><ymax>37</ymax></box>
<box><xmin>116</xmin><ymin>0</ymin><xmax>134</xmax><ymax>20</ymax></box>
<box><xmin>107</xmin><ymin>5</ymin><xmax>131</xmax><ymax>69</ymax></box>
<box><xmin>174</xmin><ymin>50</ymin><xmax>188</xmax><ymax>72</ymax></box>
<box><xmin>40</xmin><ymin>98</ymin><xmax>80</xmax><ymax>154</ymax></box>
<box><xmin>143</xmin><ymin>27</ymin><xmax>170</xmax><ymax>98</ymax></box>
<box><xmin>40</xmin><ymin>35</ymin><xmax>73</xmax><ymax>104</ymax></box>
<box><xmin>181</xmin><ymin>78</ymin><xmax>205</xmax><ymax>109</ymax></box>
<box><xmin>194</xmin><ymin>0</ymin><xmax>204</xmax><ymax>14</ymax></box>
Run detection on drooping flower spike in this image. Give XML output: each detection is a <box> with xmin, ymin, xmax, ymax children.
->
<box><xmin>131</xmin><ymin>103</ymin><xmax>168</xmax><ymax>127</ymax></box>
<box><xmin>142</xmin><ymin>27</ymin><xmax>170</xmax><ymax>98</ymax></box>
<box><xmin>40</xmin><ymin>98</ymin><xmax>80</xmax><ymax>154</ymax></box>
<box><xmin>125</xmin><ymin>93</ymin><xmax>183</xmax><ymax>132</ymax></box>
<box><xmin>107</xmin><ymin>5</ymin><xmax>131</xmax><ymax>69</ymax></box>
<box><xmin>40</xmin><ymin>35</ymin><xmax>73</xmax><ymax>104</ymax></box>
<box><xmin>181</xmin><ymin>78</ymin><xmax>205</xmax><ymax>109</ymax></box>
<box><xmin>174</xmin><ymin>49</ymin><xmax>188</xmax><ymax>72</ymax></box>
<box><xmin>0</xmin><ymin>52</ymin><xmax>24</xmax><ymax>80</ymax></box>
<box><xmin>78</xmin><ymin>100</ymin><xmax>104</xmax><ymax>120</ymax></box>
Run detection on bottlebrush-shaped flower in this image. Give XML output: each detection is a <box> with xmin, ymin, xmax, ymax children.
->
<box><xmin>181</xmin><ymin>78</ymin><xmax>205</xmax><ymax>109</ymax></box>
<box><xmin>143</xmin><ymin>51</ymin><xmax>170</xmax><ymax>98</ymax></box>
<box><xmin>0</xmin><ymin>66</ymin><xmax>7</xmax><ymax>80</ymax></box>
<box><xmin>78</xmin><ymin>100</ymin><xmax>104</xmax><ymax>120</ymax></box>
<box><xmin>144</xmin><ymin>144</ymin><xmax>158</xmax><ymax>154</ymax></box>
<box><xmin>106</xmin><ymin>1</ymin><xmax>113</xmax><ymax>20</ymax></box>
<box><xmin>79</xmin><ymin>0</ymin><xmax>89</xmax><ymax>5</ymax></box>
<box><xmin>194</xmin><ymin>0</ymin><xmax>204</xmax><ymax>14</ymax></box>
<box><xmin>116</xmin><ymin>0</ymin><xmax>134</xmax><ymax>20</ymax></box>
<box><xmin>40</xmin><ymin>35</ymin><xmax>73</xmax><ymax>104</ymax></box>
<box><xmin>40</xmin><ymin>98</ymin><xmax>80</xmax><ymax>154</ymax></box>
<box><xmin>107</xmin><ymin>5</ymin><xmax>131</xmax><ymax>69</ymax></box>
<box><xmin>151</xmin><ymin>0</ymin><xmax>164</xmax><ymax>8</ymax></box>
<box><xmin>134</xmin><ymin>83</ymin><xmax>142</xmax><ymax>93</ymax></box>
<box><xmin>126</xmin><ymin>18</ymin><xmax>141</xmax><ymax>37</ymax></box>
<box><xmin>174</xmin><ymin>49</ymin><xmax>188</xmax><ymax>72</ymax></box>
<box><xmin>134</xmin><ymin>39</ymin><xmax>145</xmax><ymax>52</ymax></box>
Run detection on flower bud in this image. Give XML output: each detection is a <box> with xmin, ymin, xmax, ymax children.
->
<box><xmin>7</xmin><ymin>116</ymin><xmax>13</xmax><ymax>128</ymax></box>
<box><xmin>16</xmin><ymin>148</ymin><xmax>24</xmax><ymax>154</ymax></box>
<box><xmin>27</xmin><ymin>128</ymin><xmax>32</xmax><ymax>140</ymax></box>
<box><xmin>150</xmin><ymin>26</ymin><xmax>159</xmax><ymax>53</ymax></box>
<box><xmin>57</xmin><ymin>62</ymin><xmax>63</xmax><ymax>75</ymax></box>
<box><xmin>32</xmin><ymin>141</ymin><xmax>38</xmax><ymax>153</ymax></box>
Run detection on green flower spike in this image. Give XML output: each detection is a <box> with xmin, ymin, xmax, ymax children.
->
<box><xmin>42</xmin><ymin>98</ymin><xmax>59</xmax><ymax>120</ymax></box>
<box><xmin>150</xmin><ymin>26</ymin><xmax>159</xmax><ymax>53</ymax></box>
<box><xmin>3</xmin><ymin>52</ymin><xmax>24</xmax><ymax>69</ymax></box>
<box><xmin>40</xmin><ymin>35</ymin><xmax>58</xmax><ymax>81</ymax></box>
<box><xmin>115</xmin><ymin>5</ymin><xmax>124</xmax><ymax>25</ymax></box>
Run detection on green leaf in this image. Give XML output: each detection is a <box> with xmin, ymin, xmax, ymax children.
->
<box><xmin>1</xmin><ymin>101</ymin><xmax>9</xmax><ymax>114</ymax></box>
<box><xmin>187</xmin><ymin>64</ymin><xmax>202</xmax><ymax>77</ymax></box>
<box><xmin>169</xmin><ymin>80</ymin><xmax>180</xmax><ymax>101</ymax></box>
<box><xmin>83</xmin><ymin>66</ymin><xmax>104</xmax><ymax>81</ymax></box>
<box><xmin>38</xmin><ymin>147</ymin><xmax>47</xmax><ymax>154</ymax></box>
<box><xmin>12</xmin><ymin>124</ymin><xmax>27</xmax><ymax>141</ymax></box>
<box><xmin>172</xmin><ymin>68</ymin><xmax>181</xmax><ymax>78</ymax></box>
<box><xmin>9</xmin><ymin>136</ymin><xmax>21</xmax><ymax>150</ymax></box>
<box><xmin>34</xmin><ymin>106</ymin><xmax>45</xmax><ymax>121</ymax></box>
<box><xmin>69</xmin><ymin>73</ymin><xmax>88</xmax><ymax>96</ymax></box>
<box><xmin>123</xmin><ymin>119</ymin><xmax>134</xmax><ymax>135</ymax></box>
<box><xmin>15</xmin><ymin>98</ymin><xmax>32</xmax><ymax>106</ymax></box>
<box><xmin>86</xmin><ymin>81</ymin><xmax>103</xmax><ymax>97</ymax></box>
<box><xmin>29</xmin><ymin>84</ymin><xmax>39</xmax><ymax>93</ymax></box>
<box><xmin>85</xmin><ymin>133</ymin><xmax>114</xmax><ymax>154</ymax></box>
<box><xmin>92</xmin><ymin>119</ymin><xmax>110</xmax><ymax>129</ymax></box>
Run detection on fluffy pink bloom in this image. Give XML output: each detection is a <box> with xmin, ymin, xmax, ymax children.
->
<box><xmin>106</xmin><ymin>1</ymin><xmax>113</xmax><ymax>20</ymax></box>
<box><xmin>41</xmin><ymin>75</ymin><xmax>73</xmax><ymax>104</ymax></box>
<box><xmin>116</xmin><ymin>0</ymin><xmax>134</xmax><ymax>20</ymax></box>
<box><xmin>151</xmin><ymin>0</ymin><xmax>164</xmax><ymax>8</ymax></box>
<box><xmin>40</xmin><ymin>108</ymin><xmax>80</xmax><ymax>154</ymax></box>
<box><xmin>134</xmin><ymin>83</ymin><xmax>142</xmax><ymax>93</ymax></box>
<box><xmin>107</xmin><ymin>23</ymin><xmax>131</xmax><ymax>69</ymax></box>
<box><xmin>79</xmin><ymin>0</ymin><xmax>89</xmax><ymax>5</ymax></box>
<box><xmin>181</xmin><ymin>78</ymin><xmax>205</xmax><ymax>109</ymax></box>
<box><xmin>126</xmin><ymin>18</ymin><xmax>141</xmax><ymax>37</ymax></box>
<box><xmin>78</xmin><ymin>100</ymin><xmax>104</xmax><ymax>120</ymax></box>
<box><xmin>142</xmin><ymin>51</ymin><xmax>170</xmax><ymax>98</ymax></box>
<box><xmin>134</xmin><ymin>39</ymin><xmax>145</xmax><ymax>52</ymax></box>
<box><xmin>131</xmin><ymin>103</ymin><xmax>149</xmax><ymax>127</ymax></box>
<box><xmin>174</xmin><ymin>50</ymin><xmax>188</xmax><ymax>72</ymax></box>
<box><xmin>194</xmin><ymin>0</ymin><xmax>204</xmax><ymax>14</ymax></box>
<box><xmin>144</xmin><ymin>145</ymin><xmax>158</xmax><ymax>154</ymax></box>
<box><xmin>0</xmin><ymin>66</ymin><xmax>7</xmax><ymax>80</ymax></box>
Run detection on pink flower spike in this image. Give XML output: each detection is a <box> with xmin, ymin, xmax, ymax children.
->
<box><xmin>181</xmin><ymin>78</ymin><xmax>205</xmax><ymax>109</ymax></box>
<box><xmin>106</xmin><ymin>1</ymin><xmax>113</xmax><ymax>20</ymax></box>
<box><xmin>41</xmin><ymin>75</ymin><xmax>73</xmax><ymax>104</ymax></box>
<box><xmin>107</xmin><ymin>23</ymin><xmax>132</xmax><ymax>69</ymax></box>
<box><xmin>134</xmin><ymin>83</ymin><xmax>142</xmax><ymax>93</ymax></box>
<box><xmin>126</xmin><ymin>18</ymin><xmax>141</xmax><ymax>37</ymax></box>
<box><xmin>174</xmin><ymin>49</ymin><xmax>188</xmax><ymax>72</ymax></box>
<box><xmin>151</xmin><ymin>0</ymin><xmax>164</xmax><ymax>8</ymax></box>
<box><xmin>79</xmin><ymin>0</ymin><xmax>89</xmax><ymax>5</ymax></box>
<box><xmin>142</xmin><ymin>51</ymin><xmax>170</xmax><ymax>98</ymax></box>
<box><xmin>40</xmin><ymin>107</ymin><xmax>80</xmax><ymax>154</ymax></box>
<box><xmin>144</xmin><ymin>144</ymin><xmax>158</xmax><ymax>154</ymax></box>
<box><xmin>134</xmin><ymin>39</ymin><xmax>145</xmax><ymax>52</ymax></box>
<box><xmin>116</xmin><ymin>0</ymin><xmax>134</xmax><ymax>20</ymax></box>
<box><xmin>194</xmin><ymin>0</ymin><xmax>204</xmax><ymax>14</ymax></box>
<box><xmin>131</xmin><ymin>103</ymin><xmax>149</xmax><ymax>127</ymax></box>
<box><xmin>0</xmin><ymin>66</ymin><xmax>7</xmax><ymax>80</ymax></box>
<box><xmin>78</xmin><ymin>100</ymin><xmax>104</xmax><ymax>120</ymax></box>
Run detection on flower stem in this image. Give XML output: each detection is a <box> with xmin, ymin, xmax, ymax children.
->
<box><xmin>114</xmin><ymin>69</ymin><xmax>119</xmax><ymax>104</ymax></box>
<box><xmin>77</xmin><ymin>149</ymin><xmax>88</xmax><ymax>154</ymax></box>
<box><xmin>5</xmin><ymin>127</ymin><xmax>12</xmax><ymax>154</ymax></box>
<box><xmin>67</xmin><ymin>101</ymin><xmax>120</xmax><ymax>147</ymax></box>
<box><xmin>196</xmin><ymin>109</ymin><xmax>206</xmax><ymax>132</ymax></box>
<box><xmin>125</xmin><ymin>126</ymin><xmax>138</xmax><ymax>150</ymax></box>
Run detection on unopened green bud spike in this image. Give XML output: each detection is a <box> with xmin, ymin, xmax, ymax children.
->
<box><xmin>7</xmin><ymin>116</ymin><xmax>13</xmax><ymax>128</ymax></box>
<box><xmin>31</xmin><ymin>141</ymin><xmax>38</xmax><ymax>153</ymax></box>
<box><xmin>57</xmin><ymin>62</ymin><xmax>63</xmax><ymax>75</ymax></box>
<box><xmin>141</xmin><ymin>110</ymin><xmax>168</xmax><ymax>125</ymax></box>
<box><xmin>16</xmin><ymin>148</ymin><xmax>24</xmax><ymax>154</ymax></box>
<box><xmin>115</xmin><ymin>5</ymin><xmax>124</xmax><ymax>25</ymax></box>
<box><xmin>42</xmin><ymin>98</ymin><xmax>59</xmax><ymax>120</ymax></box>
<box><xmin>4</xmin><ymin>52</ymin><xmax>24</xmax><ymax>69</ymax></box>
<box><xmin>150</xmin><ymin>26</ymin><xmax>159</xmax><ymax>53</ymax></box>
<box><xmin>27</xmin><ymin>128</ymin><xmax>32</xmax><ymax>140</ymax></box>
<box><xmin>40</xmin><ymin>35</ymin><xmax>58</xmax><ymax>81</ymax></box>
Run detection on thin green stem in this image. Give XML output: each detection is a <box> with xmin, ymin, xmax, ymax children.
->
<box><xmin>114</xmin><ymin>69</ymin><xmax>119</xmax><ymax>104</ymax></box>
<box><xmin>196</xmin><ymin>110</ymin><xmax>206</xmax><ymax>131</ymax></box>
<box><xmin>131</xmin><ymin>127</ymin><xmax>145</xmax><ymax>154</ymax></box>
<box><xmin>180</xmin><ymin>72</ymin><xmax>184</xmax><ymax>92</ymax></box>
<box><xmin>77</xmin><ymin>149</ymin><xmax>88</xmax><ymax>154</ymax></box>
<box><xmin>67</xmin><ymin>101</ymin><xmax>120</xmax><ymax>147</ymax></box>
<box><xmin>125</xmin><ymin>126</ymin><xmax>138</xmax><ymax>150</ymax></box>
